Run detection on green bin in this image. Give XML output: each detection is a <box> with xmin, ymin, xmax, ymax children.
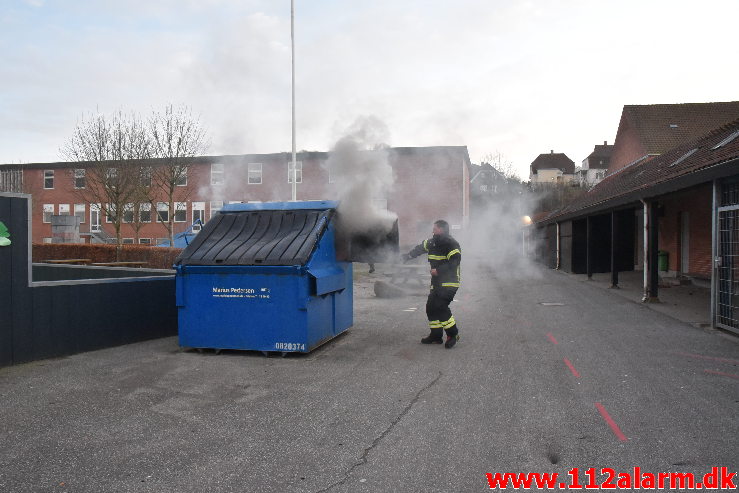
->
<box><xmin>658</xmin><ymin>250</ymin><xmax>668</xmax><ymax>271</ymax></box>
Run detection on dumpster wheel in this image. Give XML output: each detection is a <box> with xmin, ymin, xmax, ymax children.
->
<box><xmin>261</xmin><ymin>351</ymin><xmax>290</xmax><ymax>358</ymax></box>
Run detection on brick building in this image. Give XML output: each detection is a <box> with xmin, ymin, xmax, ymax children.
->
<box><xmin>608</xmin><ymin>101</ymin><xmax>739</xmax><ymax>173</ymax></box>
<box><xmin>0</xmin><ymin>146</ymin><xmax>471</xmax><ymax>249</ymax></box>
<box><xmin>533</xmin><ymin>106</ymin><xmax>739</xmax><ymax>334</ymax></box>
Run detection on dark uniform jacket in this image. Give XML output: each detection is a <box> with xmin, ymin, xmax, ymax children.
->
<box><xmin>408</xmin><ymin>233</ymin><xmax>461</xmax><ymax>289</ymax></box>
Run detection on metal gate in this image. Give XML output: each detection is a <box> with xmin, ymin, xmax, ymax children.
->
<box><xmin>716</xmin><ymin>181</ymin><xmax>739</xmax><ymax>333</ymax></box>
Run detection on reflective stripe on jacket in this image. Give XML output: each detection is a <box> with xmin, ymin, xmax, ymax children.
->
<box><xmin>407</xmin><ymin>234</ymin><xmax>461</xmax><ymax>288</ymax></box>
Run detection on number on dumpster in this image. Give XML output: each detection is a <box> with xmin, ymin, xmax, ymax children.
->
<box><xmin>275</xmin><ymin>342</ymin><xmax>305</xmax><ymax>351</ymax></box>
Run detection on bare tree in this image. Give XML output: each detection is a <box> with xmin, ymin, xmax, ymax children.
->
<box><xmin>530</xmin><ymin>181</ymin><xmax>588</xmax><ymax>215</ymax></box>
<box><xmin>148</xmin><ymin>104</ymin><xmax>209</xmax><ymax>246</ymax></box>
<box><xmin>126</xmin><ymin>167</ymin><xmax>155</xmax><ymax>243</ymax></box>
<box><xmin>480</xmin><ymin>151</ymin><xmax>519</xmax><ymax>181</ymax></box>
<box><xmin>61</xmin><ymin>111</ymin><xmax>151</xmax><ymax>257</ymax></box>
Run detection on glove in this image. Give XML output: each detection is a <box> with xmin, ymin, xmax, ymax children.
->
<box><xmin>400</xmin><ymin>253</ymin><xmax>411</xmax><ymax>263</ymax></box>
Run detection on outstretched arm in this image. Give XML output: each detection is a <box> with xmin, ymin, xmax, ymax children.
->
<box><xmin>403</xmin><ymin>238</ymin><xmax>430</xmax><ymax>262</ymax></box>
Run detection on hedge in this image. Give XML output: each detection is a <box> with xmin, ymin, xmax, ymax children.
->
<box><xmin>33</xmin><ymin>243</ymin><xmax>181</xmax><ymax>270</ymax></box>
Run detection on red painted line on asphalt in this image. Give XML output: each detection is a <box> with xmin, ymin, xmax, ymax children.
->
<box><xmin>704</xmin><ymin>369</ymin><xmax>739</xmax><ymax>380</ymax></box>
<box><xmin>546</xmin><ymin>332</ymin><xmax>558</xmax><ymax>345</ymax></box>
<box><xmin>563</xmin><ymin>358</ymin><xmax>580</xmax><ymax>378</ymax></box>
<box><xmin>595</xmin><ymin>402</ymin><xmax>628</xmax><ymax>442</ymax></box>
<box><xmin>674</xmin><ymin>351</ymin><xmax>739</xmax><ymax>365</ymax></box>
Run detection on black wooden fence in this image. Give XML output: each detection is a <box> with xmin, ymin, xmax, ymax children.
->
<box><xmin>0</xmin><ymin>194</ymin><xmax>177</xmax><ymax>367</ymax></box>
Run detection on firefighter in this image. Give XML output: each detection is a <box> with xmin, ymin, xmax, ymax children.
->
<box><xmin>401</xmin><ymin>219</ymin><xmax>461</xmax><ymax>348</ymax></box>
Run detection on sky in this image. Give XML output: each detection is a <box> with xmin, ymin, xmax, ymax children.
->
<box><xmin>1</xmin><ymin>0</ymin><xmax>738</xmax><ymax>179</ymax></box>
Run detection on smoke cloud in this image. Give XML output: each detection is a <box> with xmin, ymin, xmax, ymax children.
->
<box><xmin>326</xmin><ymin>116</ymin><xmax>397</xmax><ymax>237</ymax></box>
<box><xmin>461</xmin><ymin>183</ymin><xmax>542</xmax><ymax>280</ymax></box>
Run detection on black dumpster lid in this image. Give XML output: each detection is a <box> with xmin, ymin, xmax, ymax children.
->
<box><xmin>175</xmin><ymin>205</ymin><xmax>334</xmax><ymax>266</ymax></box>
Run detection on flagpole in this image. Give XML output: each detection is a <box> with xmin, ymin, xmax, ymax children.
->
<box><xmin>290</xmin><ymin>0</ymin><xmax>297</xmax><ymax>201</ymax></box>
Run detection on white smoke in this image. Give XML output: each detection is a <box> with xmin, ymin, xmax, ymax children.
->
<box><xmin>325</xmin><ymin>116</ymin><xmax>397</xmax><ymax>236</ymax></box>
<box><xmin>461</xmin><ymin>183</ymin><xmax>543</xmax><ymax>279</ymax></box>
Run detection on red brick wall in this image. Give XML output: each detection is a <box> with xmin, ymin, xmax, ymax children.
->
<box><xmin>609</xmin><ymin>116</ymin><xmax>649</xmax><ymax>173</ymax></box>
<box><xmin>390</xmin><ymin>153</ymin><xmax>467</xmax><ymax>247</ymax></box>
<box><xmin>657</xmin><ymin>184</ymin><xmax>712</xmax><ymax>278</ymax></box>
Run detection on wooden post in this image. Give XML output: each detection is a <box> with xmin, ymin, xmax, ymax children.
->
<box><xmin>586</xmin><ymin>216</ymin><xmax>593</xmax><ymax>279</ymax></box>
<box><xmin>610</xmin><ymin>211</ymin><xmax>619</xmax><ymax>288</ymax></box>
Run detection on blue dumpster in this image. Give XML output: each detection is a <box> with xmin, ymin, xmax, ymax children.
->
<box><xmin>174</xmin><ymin>201</ymin><xmax>352</xmax><ymax>353</ymax></box>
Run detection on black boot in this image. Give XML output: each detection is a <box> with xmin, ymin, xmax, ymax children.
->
<box><xmin>421</xmin><ymin>327</ymin><xmax>443</xmax><ymax>344</ymax></box>
<box><xmin>444</xmin><ymin>325</ymin><xmax>459</xmax><ymax>349</ymax></box>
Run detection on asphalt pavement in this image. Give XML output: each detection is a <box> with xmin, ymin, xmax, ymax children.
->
<box><xmin>1</xmin><ymin>263</ymin><xmax>737</xmax><ymax>492</ymax></box>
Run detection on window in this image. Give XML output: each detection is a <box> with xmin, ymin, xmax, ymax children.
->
<box><xmin>210</xmin><ymin>200</ymin><xmax>223</xmax><ymax>219</ymax></box>
<box><xmin>156</xmin><ymin>202</ymin><xmax>169</xmax><ymax>222</ymax></box>
<box><xmin>373</xmin><ymin>198</ymin><xmax>387</xmax><ymax>211</ymax></box>
<box><xmin>74</xmin><ymin>204</ymin><xmax>85</xmax><ymax>223</ymax></box>
<box><xmin>44</xmin><ymin>170</ymin><xmax>54</xmax><ymax>189</ymax></box>
<box><xmin>139</xmin><ymin>202</ymin><xmax>151</xmax><ymax>223</ymax></box>
<box><xmin>139</xmin><ymin>238</ymin><xmax>152</xmax><ymax>245</ymax></box>
<box><xmin>58</xmin><ymin>204</ymin><xmax>70</xmax><ymax>216</ymax></box>
<box><xmin>74</xmin><ymin>169</ymin><xmax>86</xmax><ymax>188</ymax></box>
<box><xmin>122</xmin><ymin>238</ymin><xmax>134</xmax><ymax>244</ymax></box>
<box><xmin>90</xmin><ymin>204</ymin><xmax>101</xmax><ymax>232</ymax></box>
<box><xmin>155</xmin><ymin>238</ymin><xmax>168</xmax><ymax>246</ymax></box>
<box><xmin>192</xmin><ymin>202</ymin><xmax>205</xmax><ymax>231</ymax></box>
<box><xmin>287</xmin><ymin>160</ymin><xmax>302</xmax><ymax>183</ymax></box>
<box><xmin>105</xmin><ymin>168</ymin><xmax>118</xmax><ymax>181</ymax></box>
<box><xmin>327</xmin><ymin>161</ymin><xmax>335</xmax><ymax>184</ymax></box>
<box><xmin>669</xmin><ymin>148</ymin><xmax>699</xmax><ymax>168</ymax></box>
<box><xmin>140</xmin><ymin>167</ymin><xmax>152</xmax><ymax>187</ymax></box>
<box><xmin>175</xmin><ymin>166</ymin><xmax>188</xmax><ymax>186</ymax></box>
<box><xmin>211</xmin><ymin>163</ymin><xmax>224</xmax><ymax>185</ymax></box>
<box><xmin>480</xmin><ymin>185</ymin><xmax>488</xmax><ymax>192</ymax></box>
<box><xmin>712</xmin><ymin>129</ymin><xmax>739</xmax><ymax>150</ymax></box>
<box><xmin>123</xmin><ymin>203</ymin><xmax>134</xmax><ymax>223</ymax></box>
<box><xmin>43</xmin><ymin>237</ymin><xmax>52</xmax><ymax>244</ymax></box>
<box><xmin>174</xmin><ymin>202</ymin><xmax>187</xmax><ymax>223</ymax></box>
<box><xmin>105</xmin><ymin>204</ymin><xmax>116</xmax><ymax>223</ymax></box>
<box><xmin>248</xmin><ymin>163</ymin><xmax>262</xmax><ymax>184</ymax></box>
<box><xmin>43</xmin><ymin>204</ymin><xmax>54</xmax><ymax>223</ymax></box>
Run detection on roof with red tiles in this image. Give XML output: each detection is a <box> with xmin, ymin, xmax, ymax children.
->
<box><xmin>619</xmin><ymin>101</ymin><xmax>739</xmax><ymax>156</ymax></box>
<box><xmin>539</xmin><ymin>119</ymin><xmax>739</xmax><ymax>223</ymax></box>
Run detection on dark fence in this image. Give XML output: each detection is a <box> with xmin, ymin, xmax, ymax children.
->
<box><xmin>0</xmin><ymin>194</ymin><xmax>177</xmax><ymax>368</ymax></box>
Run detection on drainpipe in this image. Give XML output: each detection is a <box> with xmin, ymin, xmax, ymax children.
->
<box><xmin>610</xmin><ymin>210</ymin><xmax>618</xmax><ymax>288</ymax></box>
<box><xmin>711</xmin><ymin>179</ymin><xmax>718</xmax><ymax>327</ymax></box>
<box><xmin>650</xmin><ymin>201</ymin><xmax>660</xmax><ymax>301</ymax></box>
<box><xmin>586</xmin><ymin>216</ymin><xmax>593</xmax><ymax>279</ymax></box>
<box><xmin>556</xmin><ymin>222</ymin><xmax>561</xmax><ymax>270</ymax></box>
<box><xmin>642</xmin><ymin>199</ymin><xmax>649</xmax><ymax>301</ymax></box>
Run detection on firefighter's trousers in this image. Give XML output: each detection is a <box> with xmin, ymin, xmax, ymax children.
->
<box><xmin>425</xmin><ymin>286</ymin><xmax>458</xmax><ymax>333</ymax></box>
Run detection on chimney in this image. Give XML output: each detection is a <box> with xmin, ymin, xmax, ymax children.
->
<box><xmin>604</xmin><ymin>140</ymin><xmax>607</xmax><ymax>145</ymax></box>
<box><xmin>550</xmin><ymin>150</ymin><xmax>554</xmax><ymax>154</ymax></box>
